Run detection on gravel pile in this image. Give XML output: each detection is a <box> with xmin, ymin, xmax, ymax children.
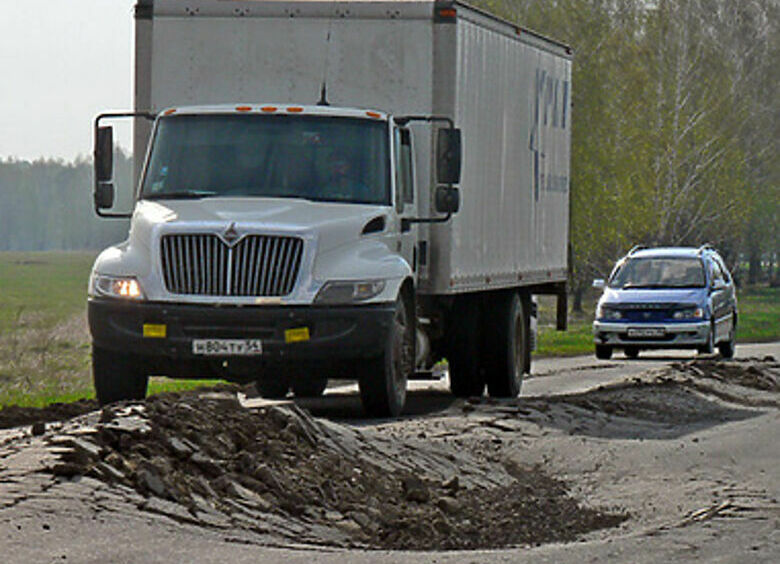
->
<box><xmin>43</xmin><ymin>389</ymin><xmax>626</xmax><ymax>550</ymax></box>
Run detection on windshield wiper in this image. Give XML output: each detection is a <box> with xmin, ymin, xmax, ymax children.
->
<box><xmin>621</xmin><ymin>283</ymin><xmax>665</xmax><ymax>289</ymax></box>
<box><xmin>142</xmin><ymin>190</ymin><xmax>218</xmax><ymax>200</ymax></box>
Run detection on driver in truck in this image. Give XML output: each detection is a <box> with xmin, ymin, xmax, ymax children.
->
<box><xmin>324</xmin><ymin>151</ymin><xmax>370</xmax><ymax>201</ymax></box>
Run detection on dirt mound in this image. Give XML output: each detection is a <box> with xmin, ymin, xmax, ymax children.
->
<box><xmin>671</xmin><ymin>357</ymin><xmax>779</xmax><ymax>392</ymax></box>
<box><xmin>43</xmin><ymin>390</ymin><xmax>625</xmax><ymax>550</ymax></box>
<box><xmin>0</xmin><ymin>398</ymin><xmax>97</xmax><ymax>430</ymax></box>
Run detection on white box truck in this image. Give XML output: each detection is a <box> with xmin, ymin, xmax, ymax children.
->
<box><xmin>89</xmin><ymin>0</ymin><xmax>572</xmax><ymax>416</ymax></box>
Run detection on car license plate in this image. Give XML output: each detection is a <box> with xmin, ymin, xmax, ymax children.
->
<box><xmin>192</xmin><ymin>339</ymin><xmax>263</xmax><ymax>356</ymax></box>
<box><xmin>627</xmin><ymin>327</ymin><xmax>666</xmax><ymax>338</ymax></box>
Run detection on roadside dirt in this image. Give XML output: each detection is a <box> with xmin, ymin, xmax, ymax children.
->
<box><xmin>1</xmin><ymin>356</ymin><xmax>777</xmax><ymax>558</ymax></box>
<box><xmin>0</xmin><ymin>398</ymin><xmax>97</xmax><ymax>430</ymax></box>
<box><xmin>37</xmin><ymin>389</ymin><xmax>625</xmax><ymax>550</ymax></box>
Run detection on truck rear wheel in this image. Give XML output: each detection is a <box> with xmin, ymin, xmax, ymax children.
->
<box><xmin>358</xmin><ymin>296</ymin><xmax>413</xmax><ymax>417</ymax></box>
<box><xmin>485</xmin><ymin>292</ymin><xmax>526</xmax><ymax>398</ymax></box>
<box><xmin>92</xmin><ymin>345</ymin><xmax>148</xmax><ymax>406</ymax></box>
<box><xmin>447</xmin><ymin>297</ymin><xmax>485</xmax><ymax>398</ymax></box>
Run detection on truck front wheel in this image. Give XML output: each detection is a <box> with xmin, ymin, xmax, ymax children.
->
<box><xmin>92</xmin><ymin>345</ymin><xmax>148</xmax><ymax>406</ymax></box>
<box><xmin>358</xmin><ymin>296</ymin><xmax>413</xmax><ymax>417</ymax></box>
<box><xmin>485</xmin><ymin>292</ymin><xmax>526</xmax><ymax>398</ymax></box>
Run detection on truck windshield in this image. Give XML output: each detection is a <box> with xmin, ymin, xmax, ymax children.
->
<box><xmin>609</xmin><ymin>258</ymin><xmax>706</xmax><ymax>289</ymax></box>
<box><xmin>140</xmin><ymin>114</ymin><xmax>390</xmax><ymax>205</ymax></box>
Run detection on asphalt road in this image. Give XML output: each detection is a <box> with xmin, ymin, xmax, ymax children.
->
<box><xmin>1</xmin><ymin>342</ymin><xmax>777</xmax><ymax>563</ymax></box>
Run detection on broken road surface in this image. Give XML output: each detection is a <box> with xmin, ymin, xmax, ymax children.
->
<box><xmin>1</xmin><ymin>343</ymin><xmax>778</xmax><ymax>563</ymax></box>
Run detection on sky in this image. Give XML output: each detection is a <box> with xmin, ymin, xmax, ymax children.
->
<box><xmin>0</xmin><ymin>0</ymin><xmax>135</xmax><ymax>162</ymax></box>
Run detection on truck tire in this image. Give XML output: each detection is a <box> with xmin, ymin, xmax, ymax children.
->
<box><xmin>485</xmin><ymin>292</ymin><xmax>526</xmax><ymax>398</ymax></box>
<box><xmin>595</xmin><ymin>345</ymin><xmax>613</xmax><ymax>360</ymax></box>
<box><xmin>92</xmin><ymin>345</ymin><xmax>148</xmax><ymax>406</ymax></box>
<box><xmin>447</xmin><ymin>297</ymin><xmax>485</xmax><ymax>398</ymax></box>
<box><xmin>358</xmin><ymin>296</ymin><xmax>413</xmax><ymax>417</ymax></box>
<box><xmin>292</xmin><ymin>377</ymin><xmax>328</xmax><ymax>398</ymax></box>
<box><xmin>256</xmin><ymin>374</ymin><xmax>290</xmax><ymax>399</ymax></box>
<box><xmin>624</xmin><ymin>346</ymin><xmax>640</xmax><ymax>359</ymax></box>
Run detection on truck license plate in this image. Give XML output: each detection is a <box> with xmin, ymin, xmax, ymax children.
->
<box><xmin>192</xmin><ymin>339</ymin><xmax>263</xmax><ymax>356</ymax></box>
<box><xmin>627</xmin><ymin>327</ymin><xmax>665</xmax><ymax>338</ymax></box>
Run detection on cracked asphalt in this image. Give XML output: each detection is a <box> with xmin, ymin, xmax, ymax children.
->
<box><xmin>0</xmin><ymin>342</ymin><xmax>778</xmax><ymax>563</ymax></box>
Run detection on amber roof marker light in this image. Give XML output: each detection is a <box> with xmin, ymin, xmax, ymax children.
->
<box><xmin>435</xmin><ymin>7</ymin><xmax>457</xmax><ymax>23</ymax></box>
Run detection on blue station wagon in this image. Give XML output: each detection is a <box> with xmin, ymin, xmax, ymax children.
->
<box><xmin>592</xmin><ymin>245</ymin><xmax>737</xmax><ymax>360</ymax></box>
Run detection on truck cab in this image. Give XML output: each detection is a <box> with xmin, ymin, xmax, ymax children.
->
<box><xmin>89</xmin><ymin>104</ymin><xmax>460</xmax><ymax>416</ymax></box>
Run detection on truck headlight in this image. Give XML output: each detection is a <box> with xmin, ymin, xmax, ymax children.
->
<box><xmin>314</xmin><ymin>280</ymin><xmax>385</xmax><ymax>304</ymax></box>
<box><xmin>91</xmin><ymin>274</ymin><xmax>145</xmax><ymax>300</ymax></box>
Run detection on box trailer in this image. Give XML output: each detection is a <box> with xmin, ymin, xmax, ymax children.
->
<box><xmin>89</xmin><ymin>0</ymin><xmax>572</xmax><ymax>416</ymax></box>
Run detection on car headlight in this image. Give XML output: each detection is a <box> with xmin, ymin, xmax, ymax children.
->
<box><xmin>673</xmin><ymin>307</ymin><xmax>704</xmax><ymax>320</ymax></box>
<box><xmin>596</xmin><ymin>303</ymin><xmax>622</xmax><ymax>320</ymax></box>
<box><xmin>91</xmin><ymin>273</ymin><xmax>145</xmax><ymax>300</ymax></box>
<box><xmin>314</xmin><ymin>280</ymin><xmax>385</xmax><ymax>304</ymax></box>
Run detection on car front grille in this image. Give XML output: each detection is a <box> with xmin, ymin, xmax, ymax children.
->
<box><xmin>160</xmin><ymin>234</ymin><xmax>303</xmax><ymax>296</ymax></box>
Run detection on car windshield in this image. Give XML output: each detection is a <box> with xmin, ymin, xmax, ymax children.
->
<box><xmin>609</xmin><ymin>257</ymin><xmax>706</xmax><ymax>289</ymax></box>
<box><xmin>140</xmin><ymin>114</ymin><xmax>390</xmax><ymax>205</ymax></box>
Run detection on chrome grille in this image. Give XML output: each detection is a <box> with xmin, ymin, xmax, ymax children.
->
<box><xmin>161</xmin><ymin>234</ymin><xmax>303</xmax><ymax>296</ymax></box>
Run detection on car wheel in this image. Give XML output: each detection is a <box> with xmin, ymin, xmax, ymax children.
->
<box><xmin>718</xmin><ymin>318</ymin><xmax>736</xmax><ymax>359</ymax></box>
<box><xmin>595</xmin><ymin>345</ymin><xmax>613</xmax><ymax>360</ymax></box>
<box><xmin>358</xmin><ymin>295</ymin><xmax>413</xmax><ymax>417</ymax></box>
<box><xmin>698</xmin><ymin>322</ymin><xmax>715</xmax><ymax>355</ymax></box>
<box><xmin>624</xmin><ymin>347</ymin><xmax>640</xmax><ymax>359</ymax></box>
<box><xmin>92</xmin><ymin>345</ymin><xmax>148</xmax><ymax>406</ymax></box>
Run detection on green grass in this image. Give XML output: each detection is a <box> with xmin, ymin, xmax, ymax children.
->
<box><xmin>0</xmin><ymin>252</ymin><xmax>778</xmax><ymax>407</ymax></box>
<box><xmin>535</xmin><ymin>286</ymin><xmax>780</xmax><ymax>357</ymax></box>
<box><xmin>0</xmin><ymin>252</ymin><xmax>225</xmax><ymax>409</ymax></box>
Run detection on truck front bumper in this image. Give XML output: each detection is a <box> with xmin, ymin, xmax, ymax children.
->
<box><xmin>592</xmin><ymin>320</ymin><xmax>710</xmax><ymax>349</ymax></box>
<box><xmin>88</xmin><ymin>299</ymin><xmax>394</xmax><ymax>363</ymax></box>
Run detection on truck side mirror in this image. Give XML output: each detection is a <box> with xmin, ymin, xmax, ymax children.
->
<box><xmin>436</xmin><ymin>128</ymin><xmax>462</xmax><ymax>185</ymax></box>
<box><xmin>592</xmin><ymin>278</ymin><xmax>606</xmax><ymax>289</ymax></box>
<box><xmin>95</xmin><ymin>126</ymin><xmax>114</xmax><ymax>183</ymax></box>
<box><xmin>435</xmin><ymin>185</ymin><xmax>460</xmax><ymax>214</ymax></box>
<box><xmin>94</xmin><ymin>182</ymin><xmax>115</xmax><ymax>209</ymax></box>
<box><xmin>94</xmin><ymin>126</ymin><xmax>115</xmax><ymax>210</ymax></box>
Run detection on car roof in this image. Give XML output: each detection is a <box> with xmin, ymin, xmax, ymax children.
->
<box><xmin>628</xmin><ymin>247</ymin><xmax>707</xmax><ymax>260</ymax></box>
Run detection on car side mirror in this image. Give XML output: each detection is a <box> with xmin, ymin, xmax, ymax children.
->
<box><xmin>435</xmin><ymin>185</ymin><xmax>460</xmax><ymax>214</ymax></box>
<box><xmin>593</xmin><ymin>278</ymin><xmax>606</xmax><ymax>290</ymax></box>
<box><xmin>436</xmin><ymin>128</ymin><xmax>462</xmax><ymax>185</ymax></box>
<box><xmin>711</xmin><ymin>279</ymin><xmax>726</xmax><ymax>292</ymax></box>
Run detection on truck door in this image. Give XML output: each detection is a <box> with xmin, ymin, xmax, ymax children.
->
<box><xmin>394</xmin><ymin>127</ymin><xmax>417</xmax><ymax>275</ymax></box>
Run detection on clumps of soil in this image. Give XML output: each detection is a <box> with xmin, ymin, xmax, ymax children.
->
<box><xmin>44</xmin><ymin>390</ymin><xmax>626</xmax><ymax>550</ymax></box>
<box><xmin>0</xmin><ymin>398</ymin><xmax>97</xmax><ymax>430</ymax></box>
<box><xmin>672</xmin><ymin>357</ymin><xmax>779</xmax><ymax>392</ymax></box>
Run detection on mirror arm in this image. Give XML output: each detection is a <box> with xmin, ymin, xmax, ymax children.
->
<box><xmin>401</xmin><ymin>213</ymin><xmax>452</xmax><ymax>232</ymax></box>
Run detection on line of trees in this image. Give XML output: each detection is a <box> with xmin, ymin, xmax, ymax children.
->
<box><xmin>0</xmin><ymin>151</ymin><xmax>131</xmax><ymax>251</ymax></box>
<box><xmin>0</xmin><ymin>1</ymin><xmax>776</xmax><ymax>302</ymax></box>
<box><xmin>480</xmin><ymin>0</ymin><xmax>778</xmax><ymax>304</ymax></box>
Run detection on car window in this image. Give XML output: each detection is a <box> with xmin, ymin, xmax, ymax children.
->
<box><xmin>710</xmin><ymin>260</ymin><xmax>725</xmax><ymax>284</ymax></box>
<box><xmin>714</xmin><ymin>256</ymin><xmax>731</xmax><ymax>283</ymax></box>
<box><xmin>609</xmin><ymin>257</ymin><xmax>706</xmax><ymax>289</ymax></box>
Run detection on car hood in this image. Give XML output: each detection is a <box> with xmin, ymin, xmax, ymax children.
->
<box><xmin>599</xmin><ymin>287</ymin><xmax>707</xmax><ymax>306</ymax></box>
